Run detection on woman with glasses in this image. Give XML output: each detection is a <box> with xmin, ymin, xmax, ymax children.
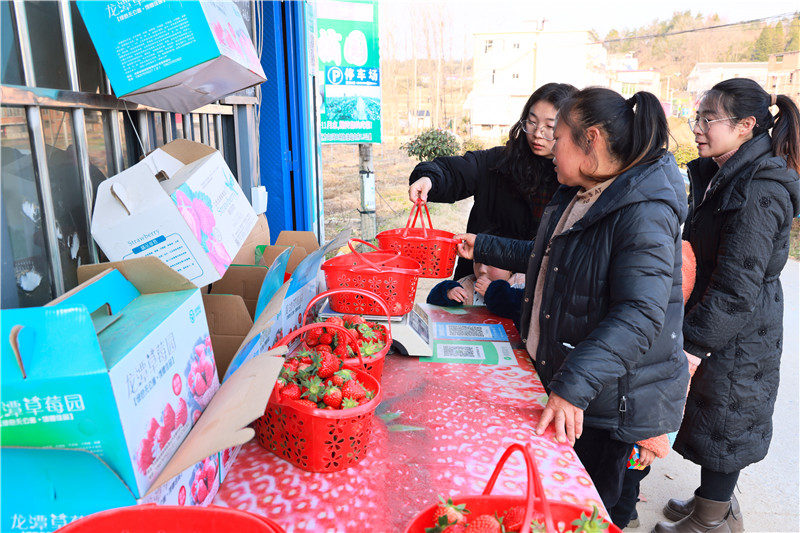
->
<box><xmin>454</xmin><ymin>87</ymin><xmax>690</xmax><ymax>527</ymax></box>
<box><xmin>408</xmin><ymin>82</ymin><xmax>578</xmax><ymax>280</ymax></box>
<box><xmin>653</xmin><ymin>79</ymin><xmax>800</xmax><ymax>533</ymax></box>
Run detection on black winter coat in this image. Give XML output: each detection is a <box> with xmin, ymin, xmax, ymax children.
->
<box><xmin>675</xmin><ymin>133</ymin><xmax>800</xmax><ymax>473</ymax></box>
<box><xmin>409</xmin><ymin>147</ymin><xmax>558</xmax><ymax>279</ymax></box>
<box><xmin>474</xmin><ymin>153</ymin><xmax>690</xmax><ymax>443</ymax></box>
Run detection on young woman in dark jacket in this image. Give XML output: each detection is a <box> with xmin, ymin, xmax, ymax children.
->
<box><xmin>408</xmin><ymin>83</ymin><xmax>578</xmax><ymax>280</ymax></box>
<box><xmin>653</xmin><ymin>80</ymin><xmax>800</xmax><ymax>533</ymax></box>
<box><xmin>456</xmin><ymin>88</ymin><xmax>690</xmax><ymax>526</ymax></box>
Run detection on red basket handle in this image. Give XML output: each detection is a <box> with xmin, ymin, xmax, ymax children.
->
<box><xmin>482</xmin><ymin>443</ymin><xmax>556</xmax><ymax>533</ymax></box>
<box><xmin>302</xmin><ymin>288</ymin><xmax>393</xmax><ymax>341</ymax></box>
<box><xmin>346</xmin><ymin>238</ymin><xmax>401</xmax><ymax>273</ymax></box>
<box><xmin>269</xmin><ymin>322</ymin><xmax>367</xmax><ymax>371</ymax></box>
<box><xmin>403</xmin><ymin>199</ymin><xmax>434</xmax><ymax>238</ymax></box>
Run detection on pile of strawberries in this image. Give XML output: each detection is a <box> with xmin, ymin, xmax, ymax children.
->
<box><xmin>275</xmin><ymin>350</ymin><xmax>375</xmax><ymax>410</ymax></box>
<box><xmin>427</xmin><ymin>497</ymin><xmax>610</xmax><ymax>533</ymax></box>
<box><xmin>304</xmin><ymin>315</ymin><xmax>387</xmax><ymax>361</ymax></box>
<box><xmin>136</xmin><ymin>398</ymin><xmax>189</xmax><ymax>474</ymax></box>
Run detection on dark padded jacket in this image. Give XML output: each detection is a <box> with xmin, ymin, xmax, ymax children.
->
<box><xmin>474</xmin><ymin>153</ymin><xmax>690</xmax><ymax>443</ymax></box>
<box><xmin>409</xmin><ymin>146</ymin><xmax>558</xmax><ymax>279</ymax></box>
<box><xmin>675</xmin><ymin>133</ymin><xmax>800</xmax><ymax>473</ymax></box>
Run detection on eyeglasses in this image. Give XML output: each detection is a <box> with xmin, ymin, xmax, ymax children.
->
<box><xmin>520</xmin><ymin>119</ymin><xmax>555</xmax><ymax>140</ymax></box>
<box><xmin>688</xmin><ymin>115</ymin><xmax>740</xmax><ymax>134</ymax></box>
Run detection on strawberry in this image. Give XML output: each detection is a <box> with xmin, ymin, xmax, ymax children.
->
<box><xmin>341</xmin><ymin>397</ymin><xmax>360</xmax><ymax>409</ymax></box>
<box><xmin>343</xmin><ymin>314</ymin><xmax>366</xmax><ymax>327</ymax></box>
<box><xmin>333</xmin><ymin>344</ymin><xmax>349</xmax><ymax>358</ymax></box>
<box><xmin>433</xmin><ymin>497</ymin><xmax>470</xmax><ymax>529</ymax></box>
<box><xmin>316</xmin><ymin>344</ymin><xmax>333</xmax><ymax>353</ymax></box>
<box><xmin>501</xmin><ymin>506</ymin><xmax>525</xmax><ymax>533</ymax></box>
<box><xmin>175</xmin><ymin>398</ymin><xmax>188</xmax><ymax>426</ymax></box>
<box><xmin>318</xmin><ymin>332</ymin><xmax>334</xmax><ymax>345</ymax></box>
<box><xmin>300</xmin><ymin>354</ymin><xmax>313</xmax><ymax>364</ymax></box>
<box><xmin>329</xmin><ymin>369</ymin><xmax>352</xmax><ymax>387</ymax></box>
<box><xmin>465</xmin><ymin>514</ymin><xmax>501</xmax><ymax>533</ymax></box>
<box><xmin>301</xmin><ymin>376</ymin><xmax>326</xmax><ymax>403</ymax></box>
<box><xmin>281</xmin><ymin>382</ymin><xmax>302</xmax><ymax>401</ymax></box>
<box><xmin>293</xmin><ymin>399</ymin><xmax>318</xmax><ymax>409</ymax></box>
<box><xmin>325</xmin><ymin>316</ymin><xmax>344</xmax><ymax>327</ymax></box>
<box><xmin>146</xmin><ymin>417</ymin><xmax>159</xmax><ymax>439</ymax></box>
<box><xmin>357</xmin><ymin>323</ymin><xmax>378</xmax><ymax>341</ymax></box>
<box><xmin>322</xmin><ymin>386</ymin><xmax>342</xmax><ymax>409</ymax></box>
<box><xmin>342</xmin><ymin>379</ymin><xmax>367</xmax><ymax>401</ymax></box>
<box><xmin>317</xmin><ymin>352</ymin><xmax>341</xmax><ymax>379</ymax></box>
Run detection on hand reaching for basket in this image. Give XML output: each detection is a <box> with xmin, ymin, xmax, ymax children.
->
<box><xmin>535</xmin><ymin>391</ymin><xmax>584</xmax><ymax>446</ymax></box>
<box><xmin>454</xmin><ymin>233</ymin><xmax>476</xmax><ymax>260</ymax></box>
<box><xmin>409</xmin><ymin>177</ymin><xmax>433</xmax><ymax>203</ymax></box>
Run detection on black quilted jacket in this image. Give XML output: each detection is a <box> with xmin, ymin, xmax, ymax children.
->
<box><xmin>474</xmin><ymin>153</ymin><xmax>690</xmax><ymax>443</ymax></box>
<box><xmin>675</xmin><ymin>133</ymin><xmax>800</xmax><ymax>473</ymax></box>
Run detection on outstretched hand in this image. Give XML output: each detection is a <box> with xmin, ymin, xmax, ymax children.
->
<box><xmin>535</xmin><ymin>391</ymin><xmax>584</xmax><ymax>446</ymax></box>
<box><xmin>454</xmin><ymin>233</ymin><xmax>476</xmax><ymax>260</ymax></box>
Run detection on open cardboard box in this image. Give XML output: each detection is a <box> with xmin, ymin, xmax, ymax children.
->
<box><xmin>76</xmin><ymin>1</ymin><xmax>266</xmax><ymax>114</ymax></box>
<box><xmin>91</xmin><ymin>139</ymin><xmax>257</xmax><ymax>288</ymax></box>
<box><xmin>0</xmin><ymin>258</ymin><xmax>285</xmax><ymax>532</ymax></box>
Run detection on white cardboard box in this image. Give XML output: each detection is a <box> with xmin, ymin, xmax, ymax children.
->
<box><xmin>92</xmin><ymin>140</ymin><xmax>257</xmax><ymax>288</ymax></box>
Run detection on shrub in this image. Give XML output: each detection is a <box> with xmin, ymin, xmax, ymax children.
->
<box><xmin>460</xmin><ymin>137</ymin><xmax>486</xmax><ymax>154</ymax></box>
<box><xmin>672</xmin><ymin>143</ymin><xmax>698</xmax><ymax>168</ymax></box>
<box><xmin>401</xmin><ymin>128</ymin><xmax>461</xmax><ymax>162</ymax></box>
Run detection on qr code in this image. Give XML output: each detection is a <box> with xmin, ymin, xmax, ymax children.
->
<box><xmin>439</xmin><ymin>345</ymin><xmax>484</xmax><ymax>360</ymax></box>
<box><xmin>446</xmin><ymin>325</ymin><xmax>487</xmax><ymax>338</ymax></box>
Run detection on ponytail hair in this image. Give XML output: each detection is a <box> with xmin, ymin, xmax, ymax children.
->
<box><xmin>557</xmin><ymin>87</ymin><xmax>669</xmax><ymax>181</ymax></box>
<box><xmin>705</xmin><ymin>78</ymin><xmax>800</xmax><ymax>173</ymax></box>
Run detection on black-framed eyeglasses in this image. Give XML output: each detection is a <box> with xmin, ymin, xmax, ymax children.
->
<box><xmin>519</xmin><ymin>119</ymin><xmax>555</xmax><ymax>140</ymax></box>
<box><xmin>688</xmin><ymin>115</ymin><xmax>739</xmax><ymax>134</ymax></box>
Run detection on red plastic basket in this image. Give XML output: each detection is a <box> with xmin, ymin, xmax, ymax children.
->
<box><xmin>404</xmin><ymin>443</ymin><xmax>621</xmax><ymax>533</ymax></box>
<box><xmin>54</xmin><ymin>504</ymin><xmax>286</xmax><ymax>532</ymax></box>
<box><xmin>253</xmin><ymin>324</ymin><xmax>383</xmax><ymax>473</ymax></box>
<box><xmin>376</xmin><ymin>199</ymin><xmax>459</xmax><ymax>279</ymax></box>
<box><xmin>320</xmin><ymin>239</ymin><xmax>422</xmax><ymax>316</ymax></box>
<box><xmin>302</xmin><ymin>288</ymin><xmax>393</xmax><ymax>383</ymax></box>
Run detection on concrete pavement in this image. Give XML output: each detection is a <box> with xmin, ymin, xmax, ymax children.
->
<box><xmin>627</xmin><ymin>259</ymin><xmax>800</xmax><ymax>533</ymax></box>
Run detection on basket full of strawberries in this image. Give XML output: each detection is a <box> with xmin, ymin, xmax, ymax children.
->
<box><xmin>404</xmin><ymin>443</ymin><xmax>620</xmax><ymax>533</ymax></box>
<box><xmin>302</xmin><ymin>288</ymin><xmax>392</xmax><ymax>383</ymax></box>
<box><xmin>253</xmin><ymin>323</ymin><xmax>382</xmax><ymax>473</ymax></box>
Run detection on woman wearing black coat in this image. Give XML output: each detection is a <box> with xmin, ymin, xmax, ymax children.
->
<box><xmin>408</xmin><ymin>83</ymin><xmax>577</xmax><ymax>280</ymax></box>
<box><xmin>653</xmin><ymin>80</ymin><xmax>800</xmax><ymax>533</ymax></box>
<box><xmin>456</xmin><ymin>88</ymin><xmax>690</xmax><ymax>527</ymax></box>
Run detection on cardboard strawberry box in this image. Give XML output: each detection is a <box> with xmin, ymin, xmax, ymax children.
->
<box><xmin>76</xmin><ymin>0</ymin><xmax>266</xmax><ymax>114</ymax></box>
<box><xmin>1</xmin><ymin>258</ymin><xmax>285</xmax><ymax>532</ymax></box>
<box><xmin>91</xmin><ymin>139</ymin><xmax>257</xmax><ymax>288</ymax></box>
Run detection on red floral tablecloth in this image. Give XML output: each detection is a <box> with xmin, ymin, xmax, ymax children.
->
<box><xmin>214</xmin><ymin>311</ymin><xmax>606</xmax><ymax>532</ymax></box>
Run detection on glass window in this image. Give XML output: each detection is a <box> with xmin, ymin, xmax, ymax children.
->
<box><xmin>25</xmin><ymin>1</ymin><xmax>69</xmax><ymax>90</ymax></box>
<box><xmin>40</xmin><ymin>108</ymin><xmax>92</xmax><ymax>293</ymax></box>
<box><xmin>71</xmin><ymin>2</ymin><xmax>104</xmax><ymax>94</ymax></box>
<box><xmin>1</xmin><ymin>1</ymin><xmax>24</xmax><ymax>86</ymax></box>
<box><xmin>1</xmin><ymin>107</ymin><xmax>56</xmax><ymax>308</ymax></box>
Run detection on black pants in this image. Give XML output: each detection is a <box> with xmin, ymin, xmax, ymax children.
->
<box><xmin>608</xmin><ymin>465</ymin><xmax>651</xmax><ymax>528</ymax></box>
<box><xmin>697</xmin><ymin>467</ymin><xmax>740</xmax><ymax>501</ymax></box>
<box><xmin>572</xmin><ymin>427</ymin><xmax>634</xmax><ymax>527</ymax></box>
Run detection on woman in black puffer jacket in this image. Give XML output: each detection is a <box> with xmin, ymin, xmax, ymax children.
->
<box><xmin>653</xmin><ymin>80</ymin><xmax>800</xmax><ymax>533</ymax></box>
<box><xmin>456</xmin><ymin>88</ymin><xmax>690</xmax><ymax>526</ymax></box>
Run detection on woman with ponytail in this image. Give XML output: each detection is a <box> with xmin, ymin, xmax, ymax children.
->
<box><xmin>653</xmin><ymin>80</ymin><xmax>800</xmax><ymax>533</ymax></box>
<box><xmin>455</xmin><ymin>87</ymin><xmax>690</xmax><ymax>526</ymax></box>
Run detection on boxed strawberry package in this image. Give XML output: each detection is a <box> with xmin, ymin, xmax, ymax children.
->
<box><xmin>1</xmin><ymin>258</ymin><xmax>285</xmax><ymax>532</ymax></box>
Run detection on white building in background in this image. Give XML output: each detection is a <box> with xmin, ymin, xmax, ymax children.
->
<box><xmin>467</xmin><ymin>24</ymin><xmax>608</xmax><ymax>139</ymax></box>
<box><xmin>687</xmin><ymin>62</ymin><xmax>768</xmax><ymax>103</ymax></box>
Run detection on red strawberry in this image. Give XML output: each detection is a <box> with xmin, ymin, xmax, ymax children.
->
<box><xmin>155</xmin><ymin>424</ymin><xmax>170</xmax><ymax>448</ymax></box>
<box><xmin>202</xmin><ymin>358</ymin><xmax>215</xmax><ymax>385</ymax></box>
<box><xmin>318</xmin><ymin>332</ymin><xmax>333</xmax><ymax>345</ymax></box>
<box><xmin>316</xmin><ymin>344</ymin><xmax>333</xmax><ymax>353</ymax></box>
<box><xmin>146</xmin><ymin>417</ymin><xmax>159</xmax><ymax>439</ymax></box>
<box><xmin>341</xmin><ymin>397</ymin><xmax>360</xmax><ymax>409</ymax></box>
<box><xmin>433</xmin><ymin>497</ymin><xmax>470</xmax><ymax>528</ymax></box>
<box><xmin>301</xmin><ymin>376</ymin><xmax>326</xmax><ymax>403</ymax></box>
<box><xmin>137</xmin><ymin>438</ymin><xmax>154</xmax><ymax>473</ymax></box>
<box><xmin>325</xmin><ymin>316</ymin><xmax>344</xmax><ymax>327</ymax></box>
<box><xmin>333</xmin><ymin>344</ymin><xmax>349</xmax><ymax>358</ymax></box>
<box><xmin>502</xmin><ymin>506</ymin><xmax>525</xmax><ymax>533</ymax></box>
<box><xmin>293</xmin><ymin>399</ymin><xmax>319</xmax><ymax>409</ymax></box>
<box><xmin>162</xmin><ymin>402</ymin><xmax>175</xmax><ymax>432</ymax></box>
<box><xmin>465</xmin><ymin>514</ymin><xmax>501</xmax><ymax>533</ymax></box>
<box><xmin>281</xmin><ymin>382</ymin><xmax>302</xmax><ymax>401</ymax></box>
<box><xmin>175</xmin><ymin>398</ymin><xmax>188</xmax><ymax>426</ymax></box>
<box><xmin>317</xmin><ymin>352</ymin><xmax>341</xmax><ymax>379</ymax></box>
<box><xmin>342</xmin><ymin>379</ymin><xmax>367</xmax><ymax>401</ymax></box>
<box><xmin>322</xmin><ymin>386</ymin><xmax>342</xmax><ymax>409</ymax></box>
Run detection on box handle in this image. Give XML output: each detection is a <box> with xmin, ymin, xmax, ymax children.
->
<box><xmin>8</xmin><ymin>325</ymin><xmax>27</xmax><ymax>379</ymax></box>
<box><xmin>110</xmin><ymin>182</ymin><xmax>132</xmax><ymax>215</ymax></box>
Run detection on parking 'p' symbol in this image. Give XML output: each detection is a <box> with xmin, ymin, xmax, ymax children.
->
<box><xmin>327</xmin><ymin>67</ymin><xmax>344</xmax><ymax>85</ymax></box>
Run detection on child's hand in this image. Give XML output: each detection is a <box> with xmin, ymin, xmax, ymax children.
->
<box><xmin>638</xmin><ymin>446</ymin><xmax>656</xmax><ymax>467</ymax></box>
<box><xmin>447</xmin><ymin>286</ymin><xmax>469</xmax><ymax>303</ymax></box>
<box><xmin>474</xmin><ymin>276</ymin><xmax>491</xmax><ymax>296</ymax></box>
